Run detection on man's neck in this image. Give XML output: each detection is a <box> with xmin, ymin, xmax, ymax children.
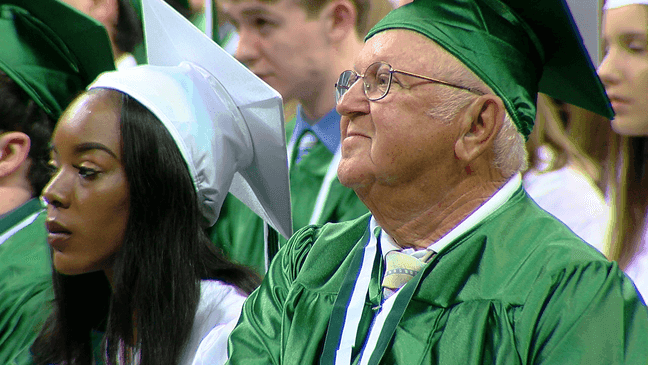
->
<box><xmin>0</xmin><ymin>186</ymin><xmax>32</xmax><ymax>216</ymax></box>
<box><xmin>299</xmin><ymin>94</ymin><xmax>333</xmax><ymax>125</ymax></box>
<box><xmin>360</xmin><ymin>175</ymin><xmax>507</xmax><ymax>250</ymax></box>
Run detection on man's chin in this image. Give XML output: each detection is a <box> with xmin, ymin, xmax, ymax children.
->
<box><xmin>338</xmin><ymin>162</ymin><xmax>372</xmax><ymax>191</ymax></box>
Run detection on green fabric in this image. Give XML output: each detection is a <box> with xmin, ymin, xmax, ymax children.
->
<box><xmin>209</xmin><ymin>117</ymin><xmax>368</xmax><ymax>275</ymax></box>
<box><xmin>0</xmin><ymin>200</ymin><xmax>53</xmax><ymax>365</ymax></box>
<box><xmin>0</xmin><ymin>0</ymin><xmax>115</xmax><ymax>119</ymax></box>
<box><xmin>227</xmin><ymin>188</ymin><xmax>648</xmax><ymax>364</ymax></box>
<box><xmin>320</xmin><ymin>226</ymin><xmax>382</xmax><ymax>365</ymax></box>
<box><xmin>367</xmin><ymin>0</ymin><xmax>614</xmax><ymax>139</ymax></box>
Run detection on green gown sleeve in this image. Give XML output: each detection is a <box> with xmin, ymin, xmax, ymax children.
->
<box><xmin>516</xmin><ymin>260</ymin><xmax>648</xmax><ymax>364</ymax></box>
<box><xmin>226</xmin><ymin>187</ymin><xmax>648</xmax><ymax>364</ymax></box>
<box><xmin>226</xmin><ymin>226</ymin><xmax>318</xmax><ymax>365</ymax></box>
<box><xmin>0</xmin><ymin>212</ymin><xmax>53</xmax><ymax>365</ymax></box>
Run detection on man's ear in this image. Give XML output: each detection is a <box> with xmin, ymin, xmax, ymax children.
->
<box><xmin>322</xmin><ymin>0</ymin><xmax>358</xmax><ymax>43</ymax></box>
<box><xmin>0</xmin><ymin>132</ymin><xmax>31</xmax><ymax>178</ymax></box>
<box><xmin>454</xmin><ymin>94</ymin><xmax>505</xmax><ymax>163</ymax></box>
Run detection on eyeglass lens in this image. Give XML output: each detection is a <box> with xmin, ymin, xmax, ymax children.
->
<box><xmin>335</xmin><ymin>62</ymin><xmax>393</xmax><ymax>104</ymax></box>
<box><xmin>364</xmin><ymin>62</ymin><xmax>391</xmax><ymax>100</ymax></box>
<box><xmin>335</xmin><ymin>70</ymin><xmax>356</xmax><ymax>104</ymax></box>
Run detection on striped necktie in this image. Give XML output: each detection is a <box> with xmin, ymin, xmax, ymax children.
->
<box><xmin>382</xmin><ymin>249</ymin><xmax>436</xmax><ymax>299</ymax></box>
<box><xmin>295</xmin><ymin>130</ymin><xmax>318</xmax><ymax>164</ymax></box>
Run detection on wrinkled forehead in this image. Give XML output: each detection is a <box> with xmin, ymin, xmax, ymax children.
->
<box><xmin>357</xmin><ymin>29</ymin><xmax>466</xmax><ymax>76</ymax></box>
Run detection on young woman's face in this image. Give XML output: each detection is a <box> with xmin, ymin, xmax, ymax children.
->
<box><xmin>43</xmin><ymin>91</ymin><xmax>130</xmax><ymax>277</ymax></box>
<box><xmin>598</xmin><ymin>5</ymin><xmax>648</xmax><ymax>136</ymax></box>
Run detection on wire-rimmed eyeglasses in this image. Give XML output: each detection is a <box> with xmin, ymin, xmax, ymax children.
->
<box><xmin>335</xmin><ymin>61</ymin><xmax>484</xmax><ymax>104</ymax></box>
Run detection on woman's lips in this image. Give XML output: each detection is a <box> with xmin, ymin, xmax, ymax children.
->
<box><xmin>46</xmin><ymin>220</ymin><xmax>71</xmax><ymax>248</ymax></box>
<box><xmin>608</xmin><ymin>95</ymin><xmax>631</xmax><ymax>111</ymax></box>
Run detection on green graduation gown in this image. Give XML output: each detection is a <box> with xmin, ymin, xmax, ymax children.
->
<box><xmin>227</xmin><ymin>187</ymin><xmax>648</xmax><ymax>364</ymax></box>
<box><xmin>210</xmin><ymin>117</ymin><xmax>368</xmax><ymax>275</ymax></box>
<box><xmin>0</xmin><ymin>199</ymin><xmax>53</xmax><ymax>365</ymax></box>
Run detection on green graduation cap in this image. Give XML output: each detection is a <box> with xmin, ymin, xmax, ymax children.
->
<box><xmin>0</xmin><ymin>0</ymin><xmax>115</xmax><ymax>120</ymax></box>
<box><xmin>366</xmin><ymin>0</ymin><xmax>614</xmax><ymax>139</ymax></box>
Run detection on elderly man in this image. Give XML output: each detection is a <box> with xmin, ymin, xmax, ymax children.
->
<box><xmin>226</xmin><ymin>0</ymin><xmax>648</xmax><ymax>364</ymax></box>
<box><xmin>212</xmin><ymin>0</ymin><xmax>392</xmax><ymax>274</ymax></box>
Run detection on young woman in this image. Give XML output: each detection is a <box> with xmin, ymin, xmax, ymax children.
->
<box><xmin>597</xmin><ymin>0</ymin><xmax>648</xmax><ymax>299</ymax></box>
<box><xmin>30</xmin><ymin>60</ymin><xmax>288</xmax><ymax>365</ymax></box>
<box><xmin>523</xmin><ymin>94</ymin><xmax>609</xmax><ymax>251</ymax></box>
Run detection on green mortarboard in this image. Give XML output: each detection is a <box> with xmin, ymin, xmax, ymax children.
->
<box><xmin>0</xmin><ymin>0</ymin><xmax>115</xmax><ymax>120</ymax></box>
<box><xmin>366</xmin><ymin>0</ymin><xmax>614</xmax><ymax>138</ymax></box>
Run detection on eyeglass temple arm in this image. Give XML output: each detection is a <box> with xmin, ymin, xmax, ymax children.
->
<box><xmin>392</xmin><ymin>69</ymin><xmax>485</xmax><ymax>95</ymax></box>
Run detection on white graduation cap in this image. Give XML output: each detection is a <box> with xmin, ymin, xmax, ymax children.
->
<box><xmin>604</xmin><ymin>0</ymin><xmax>648</xmax><ymax>9</ymax></box>
<box><xmin>89</xmin><ymin>0</ymin><xmax>292</xmax><ymax>239</ymax></box>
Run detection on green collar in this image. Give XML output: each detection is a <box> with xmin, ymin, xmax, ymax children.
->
<box><xmin>0</xmin><ymin>198</ymin><xmax>44</xmax><ymax>235</ymax></box>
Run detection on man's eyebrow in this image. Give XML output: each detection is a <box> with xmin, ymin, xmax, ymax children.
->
<box><xmin>74</xmin><ymin>142</ymin><xmax>118</xmax><ymax>159</ymax></box>
<box><xmin>619</xmin><ymin>32</ymin><xmax>648</xmax><ymax>42</ymax></box>
<box><xmin>240</xmin><ymin>7</ymin><xmax>273</xmax><ymax>17</ymax></box>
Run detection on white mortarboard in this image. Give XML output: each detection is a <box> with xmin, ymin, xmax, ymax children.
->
<box><xmin>604</xmin><ymin>0</ymin><xmax>648</xmax><ymax>9</ymax></box>
<box><xmin>89</xmin><ymin>0</ymin><xmax>292</xmax><ymax>239</ymax></box>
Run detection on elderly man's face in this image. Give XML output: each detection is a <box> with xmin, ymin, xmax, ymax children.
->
<box><xmin>336</xmin><ymin>30</ymin><xmax>465</xmax><ymax>194</ymax></box>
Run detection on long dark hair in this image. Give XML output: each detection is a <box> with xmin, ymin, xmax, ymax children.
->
<box><xmin>32</xmin><ymin>89</ymin><xmax>260</xmax><ymax>365</ymax></box>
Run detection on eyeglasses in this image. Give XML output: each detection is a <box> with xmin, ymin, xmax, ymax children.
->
<box><xmin>335</xmin><ymin>61</ymin><xmax>484</xmax><ymax>104</ymax></box>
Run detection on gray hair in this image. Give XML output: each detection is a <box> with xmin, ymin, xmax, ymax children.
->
<box><xmin>425</xmin><ymin>86</ymin><xmax>528</xmax><ymax>178</ymax></box>
<box><xmin>493</xmin><ymin>112</ymin><xmax>528</xmax><ymax>177</ymax></box>
<box><xmin>421</xmin><ymin>37</ymin><xmax>528</xmax><ymax>178</ymax></box>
